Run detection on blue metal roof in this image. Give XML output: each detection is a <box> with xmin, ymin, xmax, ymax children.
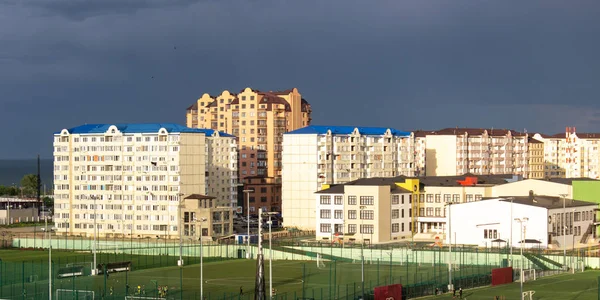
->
<box><xmin>56</xmin><ymin>123</ymin><xmax>234</xmax><ymax>137</ymax></box>
<box><xmin>285</xmin><ymin>125</ymin><xmax>411</xmax><ymax>137</ymax></box>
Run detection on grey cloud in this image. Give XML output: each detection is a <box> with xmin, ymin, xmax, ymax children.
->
<box><xmin>18</xmin><ymin>0</ymin><xmax>206</xmax><ymax>21</ymax></box>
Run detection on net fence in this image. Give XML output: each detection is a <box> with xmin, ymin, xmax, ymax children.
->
<box><xmin>0</xmin><ymin>233</ymin><xmax>589</xmax><ymax>300</ymax></box>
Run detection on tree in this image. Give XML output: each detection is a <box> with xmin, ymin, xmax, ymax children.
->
<box><xmin>42</xmin><ymin>196</ymin><xmax>54</xmax><ymax>209</ymax></box>
<box><xmin>20</xmin><ymin>174</ymin><xmax>39</xmax><ymax>197</ymax></box>
<box><xmin>0</xmin><ymin>185</ymin><xmax>18</xmax><ymax>196</ymax></box>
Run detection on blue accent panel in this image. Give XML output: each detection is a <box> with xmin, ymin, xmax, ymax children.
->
<box><xmin>55</xmin><ymin>123</ymin><xmax>234</xmax><ymax>137</ymax></box>
<box><xmin>285</xmin><ymin>125</ymin><xmax>410</xmax><ymax>136</ymax></box>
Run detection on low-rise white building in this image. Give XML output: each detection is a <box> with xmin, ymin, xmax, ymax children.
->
<box><xmin>447</xmin><ymin>195</ymin><xmax>597</xmax><ymax>249</ymax></box>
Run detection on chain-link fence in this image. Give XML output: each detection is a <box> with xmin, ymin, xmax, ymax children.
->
<box><xmin>0</xmin><ymin>232</ymin><xmax>591</xmax><ymax>299</ymax></box>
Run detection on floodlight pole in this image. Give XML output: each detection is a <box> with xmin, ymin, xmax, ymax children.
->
<box><xmin>269</xmin><ymin>214</ymin><xmax>273</xmax><ymax>299</ymax></box>
<box><xmin>515</xmin><ymin>217</ymin><xmax>528</xmax><ymax>300</ymax></box>
<box><xmin>510</xmin><ymin>197</ymin><xmax>513</xmax><ymax>266</ymax></box>
<box><xmin>447</xmin><ymin>203</ymin><xmax>453</xmax><ymax>292</ymax></box>
<box><xmin>49</xmin><ymin>228</ymin><xmax>52</xmax><ymax>300</ymax></box>
<box><xmin>560</xmin><ymin>194</ymin><xmax>568</xmax><ymax>268</ymax></box>
<box><xmin>243</xmin><ymin>189</ymin><xmax>253</xmax><ymax>259</ymax></box>
<box><xmin>92</xmin><ymin>195</ymin><xmax>98</xmax><ymax>276</ymax></box>
<box><xmin>198</xmin><ymin>217</ymin><xmax>207</xmax><ymax>300</ymax></box>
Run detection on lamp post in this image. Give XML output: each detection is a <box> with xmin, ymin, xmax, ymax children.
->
<box><xmin>243</xmin><ymin>189</ymin><xmax>254</xmax><ymax>259</ymax></box>
<box><xmin>91</xmin><ymin>195</ymin><xmax>98</xmax><ymax>276</ymax></box>
<box><xmin>444</xmin><ymin>202</ymin><xmax>454</xmax><ymax>292</ymax></box>
<box><xmin>510</xmin><ymin>197</ymin><xmax>514</xmax><ymax>267</ymax></box>
<box><xmin>262</xmin><ymin>211</ymin><xmax>277</xmax><ymax>299</ymax></box>
<box><xmin>359</xmin><ymin>205</ymin><xmax>367</xmax><ymax>300</ymax></box>
<box><xmin>559</xmin><ymin>193</ymin><xmax>568</xmax><ymax>269</ymax></box>
<box><xmin>515</xmin><ymin>217</ymin><xmax>529</xmax><ymax>300</ymax></box>
<box><xmin>49</xmin><ymin>227</ymin><xmax>56</xmax><ymax>300</ymax></box>
<box><xmin>195</xmin><ymin>217</ymin><xmax>207</xmax><ymax>300</ymax></box>
<box><xmin>178</xmin><ymin>193</ymin><xmax>185</xmax><ymax>267</ymax></box>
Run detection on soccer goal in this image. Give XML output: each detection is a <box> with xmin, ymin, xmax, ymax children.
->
<box><xmin>522</xmin><ymin>269</ymin><xmax>536</xmax><ymax>282</ymax></box>
<box><xmin>316</xmin><ymin>254</ymin><xmax>326</xmax><ymax>269</ymax></box>
<box><xmin>55</xmin><ymin>289</ymin><xmax>95</xmax><ymax>300</ymax></box>
<box><xmin>125</xmin><ymin>296</ymin><xmax>166</xmax><ymax>300</ymax></box>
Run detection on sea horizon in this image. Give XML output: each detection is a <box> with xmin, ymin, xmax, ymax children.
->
<box><xmin>0</xmin><ymin>158</ymin><xmax>53</xmax><ymax>187</ymax></box>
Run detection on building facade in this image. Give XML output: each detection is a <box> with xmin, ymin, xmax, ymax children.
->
<box><xmin>448</xmin><ymin>196</ymin><xmax>596</xmax><ymax>250</ymax></box>
<box><xmin>282</xmin><ymin>126</ymin><xmax>415</xmax><ymax>230</ymax></box>
<box><xmin>53</xmin><ymin>123</ymin><xmax>236</xmax><ymax>239</ymax></box>
<box><xmin>533</xmin><ymin>127</ymin><xmax>600</xmax><ymax>179</ymax></box>
<box><xmin>418</xmin><ymin>128</ymin><xmax>529</xmax><ymax>177</ymax></box>
<box><xmin>242</xmin><ymin>176</ymin><xmax>282</xmax><ymax>215</ymax></box>
<box><xmin>527</xmin><ymin>137</ymin><xmax>545</xmax><ymax>179</ymax></box>
<box><xmin>186</xmin><ymin>87</ymin><xmax>312</xmax><ymax>212</ymax></box>
<box><xmin>315</xmin><ymin>180</ymin><xmax>413</xmax><ymax>244</ymax></box>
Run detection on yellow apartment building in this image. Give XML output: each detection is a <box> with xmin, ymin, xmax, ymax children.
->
<box><xmin>186</xmin><ymin>87</ymin><xmax>311</xmax><ymax>212</ymax></box>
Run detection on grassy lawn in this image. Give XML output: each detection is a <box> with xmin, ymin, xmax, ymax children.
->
<box><xmin>422</xmin><ymin>270</ymin><xmax>600</xmax><ymax>300</ymax></box>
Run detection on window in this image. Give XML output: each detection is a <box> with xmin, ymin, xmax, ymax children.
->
<box><xmin>401</xmin><ymin>195</ymin><xmax>405</xmax><ymax>204</ymax></box>
<box><xmin>360</xmin><ymin>224</ymin><xmax>374</xmax><ymax>234</ymax></box>
<box><xmin>334</xmin><ymin>195</ymin><xmax>343</xmax><ymax>205</ymax></box>
<box><xmin>348</xmin><ymin>224</ymin><xmax>357</xmax><ymax>234</ymax></box>
<box><xmin>401</xmin><ymin>209</ymin><xmax>404</xmax><ymax>218</ymax></box>
<box><xmin>392</xmin><ymin>223</ymin><xmax>399</xmax><ymax>233</ymax></box>
<box><xmin>475</xmin><ymin>194</ymin><xmax>482</xmax><ymax>201</ymax></box>
<box><xmin>484</xmin><ymin>229</ymin><xmax>498</xmax><ymax>239</ymax></box>
<box><xmin>452</xmin><ymin>194</ymin><xmax>460</xmax><ymax>203</ymax></box>
<box><xmin>360</xmin><ymin>196</ymin><xmax>374</xmax><ymax>205</ymax></box>
<box><xmin>348</xmin><ymin>196</ymin><xmax>357</xmax><ymax>205</ymax></box>
<box><xmin>419</xmin><ymin>194</ymin><xmax>424</xmax><ymax>203</ymax></box>
<box><xmin>419</xmin><ymin>208</ymin><xmax>425</xmax><ymax>217</ymax></box>
<box><xmin>435</xmin><ymin>208</ymin><xmax>441</xmax><ymax>217</ymax></box>
<box><xmin>360</xmin><ymin>210</ymin><xmax>374</xmax><ymax>220</ymax></box>
<box><xmin>426</xmin><ymin>207</ymin><xmax>433</xmax><ymax>216</ymax></box>
<box><xmin>466</xmin><ymin>194</ymin><xmax>473</xmax><ymax>202</ymax></box>
<box><xmin>402</xmin><ymin>223</ymin><xmax>405</xmax><ymax>232</ymax></box>
<box><xmin>391</xmin><ymin>195</ymin><xmax>400</xmax><ymax>205</ymax></box>
<box><xmin>320</xmin><ymin>224</ymin><xmax>331</xmax><ymax>233</ymax></box>
<box><xmin>334</xmin><ymin>210</ymin><xmax>343</xmax><ymax>219</ymax></box>
<box><xmin>320</xmin><ymin>195</ymin><xmax>331</xmax><ymax>205</ymax></box>
<box><xmin>392</xmin><ymin>209</ymin><xmax>399</xmax><ymax>219</ymax></box>
<box><xmin>435</xmin><ymin>194</ymin><xmax>441</xmax><ymax>203</ymax></box>
<box><xmin>348</xmin><ymin>210</ymin><xmax>357</xmax><ymax>219</ymax></box>
<box><xmin>426</xmin><ymin>194</ymin><xmax>433</xmax><ymax>203</ymax></box>
<box><xmin>443</xmin><ymin>194</ymin><xmax>451</xmax><ymax>203</ymax></box>
<box><xmin>320</xmin><ymin>210</ymin><xmax>331</xmax><ymax>219</ymax></box>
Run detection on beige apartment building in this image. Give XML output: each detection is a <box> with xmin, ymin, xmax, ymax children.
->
<box><xmin>315</xmin><ymin>179</ymin><xmax>413</xmax><ymax>244</ymax></box>
<box><xmin>416</xmin><ymin>128</ymin><xmax>529</xmax><ymax>177</ymax></box>
<box><xmin>534</xmin><ymin>127</ymin><xmax>600</xmax><ymax>179</ymax></box>
<box><xmin>53</xmin><ymin>123</ymin><xmax>237</xmax><ymax>239</ymax></box>
<box><xmin>282</xmin><ymin>126</ymin><xmax>415</xmax><ymax>230</ymax></box>
<box><xmin>186</xmin><ymin>87</ymin><xmax>311</xmax><ymax>212</ymax></box>
<box><xmin>528</xmin><ymin>137</ymin><xmax>545</xmax><ymax>179</ymax></box>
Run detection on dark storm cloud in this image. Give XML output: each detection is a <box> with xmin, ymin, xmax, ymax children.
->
<box><xmin>16</xmin><ymin>0</ymin><xmax>204</xmax><ymax>21</ymax></box>
<box><xmin>1</xmin><ymin>0</ymin><xmax>600</xmax><ymax>158</ymax></box>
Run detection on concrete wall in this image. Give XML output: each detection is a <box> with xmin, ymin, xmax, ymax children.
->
<box><xmin>282</xmin><ymin>134</ymin><xmax>319</xmax><ymax>230</ymax></box>
<box><xmin>425</xmin><ymin>136</ymin><xmax>457</xmax><ymax>176</ymax></box>
<box><xmin>0</xmin><ymin>208</ymin><xmax>39</xmax><ymax>225</ymax></box>
<box><xmin>492</xmin><ymin>179</ymin><xmax>572</xmax><ymax>198</ymax></box>
<box><xmin>448</xmin><ymin>199</ymin><xmax>548</xmax><ymax>249</ymax></box>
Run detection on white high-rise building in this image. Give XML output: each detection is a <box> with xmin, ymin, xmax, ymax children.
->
<box><xmin>53</xmin><ymin>123</ymin><xmax>237</xmax><ymax>238</ymax></box>
<box><xmin>281</xmin><ymin>125</ymin><xmax>415</xmax><ymax>230</ymax></box>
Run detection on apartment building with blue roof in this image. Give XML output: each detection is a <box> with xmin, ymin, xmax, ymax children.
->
<box><xmin>53</xmin><ymin>123</ymin><xmax>237</xmax><ymax>239</ymax></box>
<box><xmin>281</xmin><ymin>125</ymin><xmax>416</xmax><ymax>230</ymax></box>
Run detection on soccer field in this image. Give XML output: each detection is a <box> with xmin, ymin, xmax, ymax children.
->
<box><xmin>422</xmin><ymin>270</ymin><xmax>600</xmax><ymax>300</ymax></box>
<box><xmin>0</xmin><ymin>248</ymin><xmax>495</xmax><ymax>299</ymax></box>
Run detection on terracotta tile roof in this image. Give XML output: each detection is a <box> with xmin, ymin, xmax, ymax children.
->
<box><xmin>259</xmin><ymin>93</ymin><xmax>291</xmax><ymax>112</ymax></box>
<box><xmin>184</xmin><ymin>194</ymin><xmax>216</xmax><ymax>200</ymax></box>
<box><xmin>206</xmin><ymin>101</ymin><xmax>217</xmax><ymax>108</ymax></box>
<box><xmin>528</xmin><ymin>137</ymin><xmax>543</xmax><ymax>144</ymax></box>
<box><xmin>574</xmin><ymin>133</ymin><xmax>600</xmax><ymax>139</ymax></box>
<box><xmin>186</xmin><ymin>103</ymin><xmax>198</xmax><ymax>110</ymax></box>
<box><xmin>422</xmin><ymin>128</ymin><xmax>526</xmax><ymax>137</ymax></box>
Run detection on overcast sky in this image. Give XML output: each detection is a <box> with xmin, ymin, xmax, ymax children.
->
<box><xmin>2</xmin><ymin>0</ymin><xmax>600</xmax><ymax>159</ymax></box>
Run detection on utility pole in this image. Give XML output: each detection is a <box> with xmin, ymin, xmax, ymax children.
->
<box><xmin>559</xmin><ymin>193</ymin><xmax>568</xmax><ymax>269</ymax></box>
